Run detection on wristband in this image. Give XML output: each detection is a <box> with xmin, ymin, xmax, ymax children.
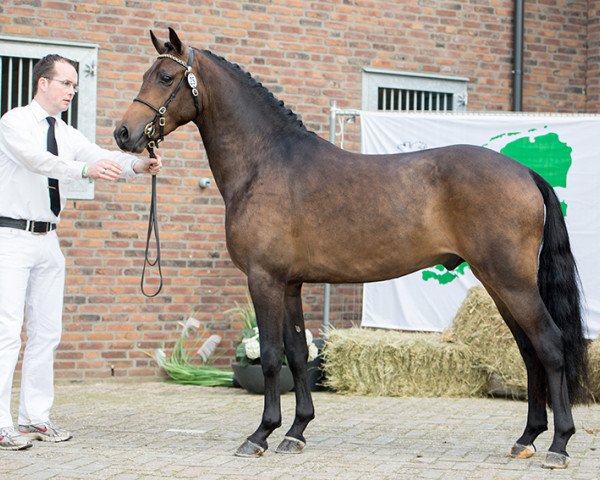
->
<box><xmin>82</xmin><ymin>163</ymin><xmax>88</xmax><ymax>178</ymax></box>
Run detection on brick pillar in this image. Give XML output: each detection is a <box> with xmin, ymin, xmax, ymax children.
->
<box><xmin>588</xmin><ymin>1</ymin><xmax>600</xmax><ymax>112</ymax></box>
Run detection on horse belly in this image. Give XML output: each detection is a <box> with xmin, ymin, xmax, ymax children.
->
<box><xmin>295</xmin><ymin>216</ymin><xmax>452</xmax><ymax>284</ymax></box>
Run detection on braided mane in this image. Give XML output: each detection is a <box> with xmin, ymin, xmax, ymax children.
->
<box><xmin>199</xmin><ymin>49</ymin><xmax>310</xmax><ymax>132</ymax></box>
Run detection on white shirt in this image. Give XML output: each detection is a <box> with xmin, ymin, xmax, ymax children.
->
<box><xmin>0</xmin><ymin>100</ymin><xmax>139</xmax><ymax>223</ymax></box>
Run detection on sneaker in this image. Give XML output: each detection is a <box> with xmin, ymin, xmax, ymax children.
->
<box><xmin>0</xmin><ymin>426</ymin><xmax>33</xmax><ymax>450</ymax></box>
<box><xmin>19</xmin><ymin>422</ymin><xmax>72</xmax><ymax>443</ymax></box>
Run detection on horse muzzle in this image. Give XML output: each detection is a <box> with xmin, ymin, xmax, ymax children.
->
<box><xmin>113</xmin><ymin>123</ymin><xmax>148</xmax><ymax>153</ymax></box>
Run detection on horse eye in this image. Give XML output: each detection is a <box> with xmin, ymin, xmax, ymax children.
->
<box><xmin>160</xmin><ymin>74</ymin><xmax>174</xmax><ymax>84</ymax></box>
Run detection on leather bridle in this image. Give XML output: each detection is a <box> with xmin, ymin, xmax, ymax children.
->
<box><xmin>134</xmin><ymin>47</ymin><xmax>201</xmax><ymax>297</ymax></box>
<box><xmin>133</xmin><ymin>46</ymin><xmax>201</xmax><ymax>150</ymax></box>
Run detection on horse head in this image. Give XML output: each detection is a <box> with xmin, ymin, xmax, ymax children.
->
<box><xmin>114</xmin><ymin>28</ymin><xmax>201</xmax><ymax>153</ymax></box>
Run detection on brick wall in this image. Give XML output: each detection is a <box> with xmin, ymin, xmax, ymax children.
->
<box><xmin>523</xmin><ymin>0</ymin><xmax>588</xmax><ymax>111</ymax></box>
<box><xmin>588</xmin><ymin>0</ymin><xmax>600</xmax><ymax>110</ymax></box>
<box><xmin>0</xmin><ymin>0</ymin><xmax>595</xmax><ymax>381</ymax></box>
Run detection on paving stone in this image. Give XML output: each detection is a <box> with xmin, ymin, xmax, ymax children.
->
<box><xmin>0</xmin><ymin>382</ymin><xmax>598</xmax><ymax>479</ymax></box>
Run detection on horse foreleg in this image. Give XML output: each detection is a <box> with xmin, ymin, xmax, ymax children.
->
<box><xmin>235</xmin><ymin>272</ymin><xmax>286</xmax><ymax>457</ymax></box>
<box><xmin>276</xmin><ymin>283</ymin><xmax>315</xmax><ymax>454</ymax></box>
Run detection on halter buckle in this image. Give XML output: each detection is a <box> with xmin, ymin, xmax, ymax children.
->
<box><xmin>158</xmin><ymin>106</ymin><xmax>167</xmax><ymax>115</ymax></box>
<box><xmin>144</xmin><ymin>122</ymin><xmax>156</xmax><ymax>138</ymax></box>
<box><xmin>159</xmin><ymin>117</ymin><xmax>166</xmax><ymax>127</ymax></box>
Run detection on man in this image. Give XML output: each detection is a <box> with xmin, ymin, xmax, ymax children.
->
<box><xmin>0</xmin><ymin>54</ymin><xmax>161</xmax><ymax>450</ymax></box>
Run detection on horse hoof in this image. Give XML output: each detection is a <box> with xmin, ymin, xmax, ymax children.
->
<box><xmin>541</xmin><ymin>452</ymin><xmax>570</xmax><ymax>469</ymax></box>
<box><xmin>234</xmin><ymin>439</ymin><xmax>266</xmax><ymax>457</ymax></box>
<box><xmin>510</xmin><ymin>442</ymin><xmax>536</xmax><ymax>459</ymax></box>
<box><xmin>275</xmin><ymin>436</ymin><xmax>306</xmax><ymax>454</ymax></box>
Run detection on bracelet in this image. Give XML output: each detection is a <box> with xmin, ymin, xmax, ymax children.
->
<box><xmin>81</xmin><ymin>163</ymin><xmax>88</xmax><ymax>178</ymax></box>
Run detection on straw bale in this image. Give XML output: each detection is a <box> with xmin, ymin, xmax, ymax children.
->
<box><xmin>443</xmin><ymin>286</ymin><xmax>527</xmax><ymax>397</ymax></box>
<box><xmin>322</xmin><ymin>328</ymin><xmax>487</xmax><ymax>397</ymax></box>
<box><xmin>589</xmin><ymin>337</ymin><xmax>600</xmax><ymax>400</ymax></box>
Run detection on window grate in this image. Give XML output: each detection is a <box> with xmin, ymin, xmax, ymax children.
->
<box><xmin>377</xmin><ymin>87</ymin><xmax>453</xmax><ymax>112</ymax></box>
<box><xmin>1</xmin><ymin>55</ymin><xmax>78</xmax><ymax>128</ymax></box>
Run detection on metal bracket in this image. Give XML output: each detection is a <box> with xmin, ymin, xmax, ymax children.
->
<box><xmin>83</xmin><ymin>61</ymin><xmax>96</xmax><ymax>77</ymax></box>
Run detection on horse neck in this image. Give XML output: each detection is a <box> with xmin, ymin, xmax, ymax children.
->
<box><xmin>193</xmin><ymin>51</ymin><xmax>311</xmax><ymax>203</ymax></box>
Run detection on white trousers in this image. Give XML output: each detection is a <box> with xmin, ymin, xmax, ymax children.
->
<box><xmin>0</xmin><ymin>227</ymin><xmax>65</xmax><ymax>428</ymax></box>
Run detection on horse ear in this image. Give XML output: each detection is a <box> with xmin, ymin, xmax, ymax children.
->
<box><xmin>150</xmin><ymin>30</ymin><xmax>166</xmax><ymax>54</ymax></box>
<box><xmin>168</xmin><ymin>27</ymin><xmax>184</xmax><ymax>55</ymax></box>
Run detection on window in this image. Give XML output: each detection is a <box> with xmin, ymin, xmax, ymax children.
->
<box><xmin>0</xmin><ymin>35</ymin><xmax>98</xmax><ymax>199</ymax></box>
<box><xmin>362</xmin><ymin>68</ymin><xmax>468</xmax><ymax>112</ymax></box>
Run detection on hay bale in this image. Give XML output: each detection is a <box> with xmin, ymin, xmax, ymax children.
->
<box><xmin>322</xmin><ymin>328</ymin><xmax>487</xmax><ymax>397</ymax></box>
<box><xmin>443</xmin><ymin>286</ymin><xmax>527</xmax><ymax>397</ymax></box>
<box><xmin>589</xmin><ymin>337</ymin><xmax>600</xmax><ymax>401</ymax></box>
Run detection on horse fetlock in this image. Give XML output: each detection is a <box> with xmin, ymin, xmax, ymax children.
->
<box><xmin>295</xmin><ymin>407</ymin><xmax>315</xmax><ymax>423</ymax></box>
<box><xmin>260</xmin><ymin>415</ymin><xmax>282</xmax><ymax>432</ymax></box>
<box><xmin>519</xmin><ymin>424</ymin><xmax>547</xmax><ymax>444</ymax></box>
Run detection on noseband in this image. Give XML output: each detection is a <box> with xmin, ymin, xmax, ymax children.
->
<box><xmin>133</xmin><ymin>47</ymin><xmax>201</xmax><ymax>149</ymax></box>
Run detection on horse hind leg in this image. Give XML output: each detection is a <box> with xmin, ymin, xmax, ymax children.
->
<box><xmin>483</xmin><ymin>281</ymin><xmax>574</xmax><ymax>469</ymax></box>
<box><xmin>275</xmin><ymin>283</ymin><xmax>315</xmax><ymax>454</ymax></box>
<box><xmin>235</xmin><ymin>271</ymin><xmax>286</xmax><ymax>457</ymax></box>
<box><xmin>483</xmin><ymin>285</ymin><xmax>548</xmax><ymax>459</ymax></box>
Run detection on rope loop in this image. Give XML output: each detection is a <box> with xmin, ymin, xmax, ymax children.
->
<box><xmin>140</xmin><ymin>145</ymin><xmax>163</xmax><ymax>297</ymax></box>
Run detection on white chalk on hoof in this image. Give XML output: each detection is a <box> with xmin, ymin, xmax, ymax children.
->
<box><xmin>510</xmin><ymin>442</ymin><xmax>536</xmax><ymax>459</ymax></box>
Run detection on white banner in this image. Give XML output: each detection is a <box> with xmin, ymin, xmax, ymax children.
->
<box><xmin>360</xmin><ymin>112</ymin><xmax>600</xmax><ymax>339</ymax></box>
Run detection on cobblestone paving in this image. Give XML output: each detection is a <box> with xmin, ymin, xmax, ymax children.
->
<box><xmin>1</xmin><ymin>382</ymin><xmax>599</xmax><ymax>479</ymax></box>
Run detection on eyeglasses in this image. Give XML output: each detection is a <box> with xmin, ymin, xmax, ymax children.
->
<box><xmin>44</xmin><ymin>77</ymin><xmax>79</xmax><ymax>93</ymax></box>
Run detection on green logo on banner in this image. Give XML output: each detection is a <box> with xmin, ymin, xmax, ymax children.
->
<box><xmin>422</xmin><ymin>127</ymin><xmax>573</xmax><ymax>284</ymax></box>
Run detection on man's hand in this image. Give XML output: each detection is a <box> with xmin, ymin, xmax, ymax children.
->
<box><xmin>133</xmin><ymin>153</ymin><xmax>162</xmax><ymax>175</ymax></box>
<box><xmin>87</xmin><ymin>159</ymin><xmax>123</xmax><ymax>181</ymax></box>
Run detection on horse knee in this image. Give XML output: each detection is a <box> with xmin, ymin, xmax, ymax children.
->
<box><xmin>260</xmin><ymin>347</ymin><xmax>284</xmax><ymax>377</ymax></box>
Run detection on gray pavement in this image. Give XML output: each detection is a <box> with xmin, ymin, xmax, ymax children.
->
<box><xmin>1</xmin><ymin>382</ymin><xmax>599</xmax><ymax>479</ymax></box>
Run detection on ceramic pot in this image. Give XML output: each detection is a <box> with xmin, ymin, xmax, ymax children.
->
<box><xmin>232</xmin><ymin>363</ymin><xmax>294</xmax><ymax>394</ymax></box>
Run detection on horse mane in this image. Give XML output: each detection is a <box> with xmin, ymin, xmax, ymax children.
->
<box><xmin>197</xmin><ymin>48</ymin><xmax>311</xmax><ymax>133</ymax></box>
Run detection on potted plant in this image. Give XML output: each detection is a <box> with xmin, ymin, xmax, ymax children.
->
<box><xmin>230</xmin><ymin>301</ymin><xmax>320</xmax><ymax>394</ymax></box>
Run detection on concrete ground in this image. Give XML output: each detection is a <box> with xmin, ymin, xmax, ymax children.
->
<box><xmin>1</xmin><ymin>382</ymin><xmax>599</xmax><ymax>479</ymax></box>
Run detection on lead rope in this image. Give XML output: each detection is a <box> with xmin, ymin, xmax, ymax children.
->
<box><xmin>136</xmin><ymin>46</ymin><xmax>200</xmax><ymax>297</ymax></box>
<box><xmin>141</xmin><ymin>144</ymin><xmax>163</xmax><ymax>297</ymax></box>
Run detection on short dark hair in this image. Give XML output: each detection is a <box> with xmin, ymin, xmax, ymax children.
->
<box><xmin>32</xmin><ymin>54</ymin><xmax>78</xmax><ymax>96</ymax></box>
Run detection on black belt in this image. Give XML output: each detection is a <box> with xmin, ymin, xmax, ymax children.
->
<box><xmin>0</xmin><ymin>216</ymin><xmax>57</xmax><ymax>234</ymax></box>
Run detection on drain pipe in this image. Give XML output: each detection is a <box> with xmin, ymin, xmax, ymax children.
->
<box><xmin>322</xmin><ymin>101</ymin><xmax>336</xmax><ymax>337</ymax></box>
<box><xmin>513</xmin><ymin>0</ymin><xmax>524</xmax><ymax>111</ymax></box>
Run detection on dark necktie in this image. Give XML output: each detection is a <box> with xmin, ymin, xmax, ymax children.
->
<box><xmin>46</xmin><ymin>116</ymin><xmax>61</xmax><ymax>216</ymax></box>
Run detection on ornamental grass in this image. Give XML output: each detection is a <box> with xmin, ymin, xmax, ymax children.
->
<box><xmin>159</xmin><ymin>335</ymin><xmax>234</xmax><ymax>387</ymax></box>
<box><xmin>151</xmin><ymin>318</ymin><xmax>234</xmax><ymax>387</ymax></box>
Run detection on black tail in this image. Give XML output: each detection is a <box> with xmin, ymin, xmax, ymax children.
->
<box><xmin>530</xmin><ymin>170</ymin><xmax>590</xmax><ymax>404</ymax></box>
